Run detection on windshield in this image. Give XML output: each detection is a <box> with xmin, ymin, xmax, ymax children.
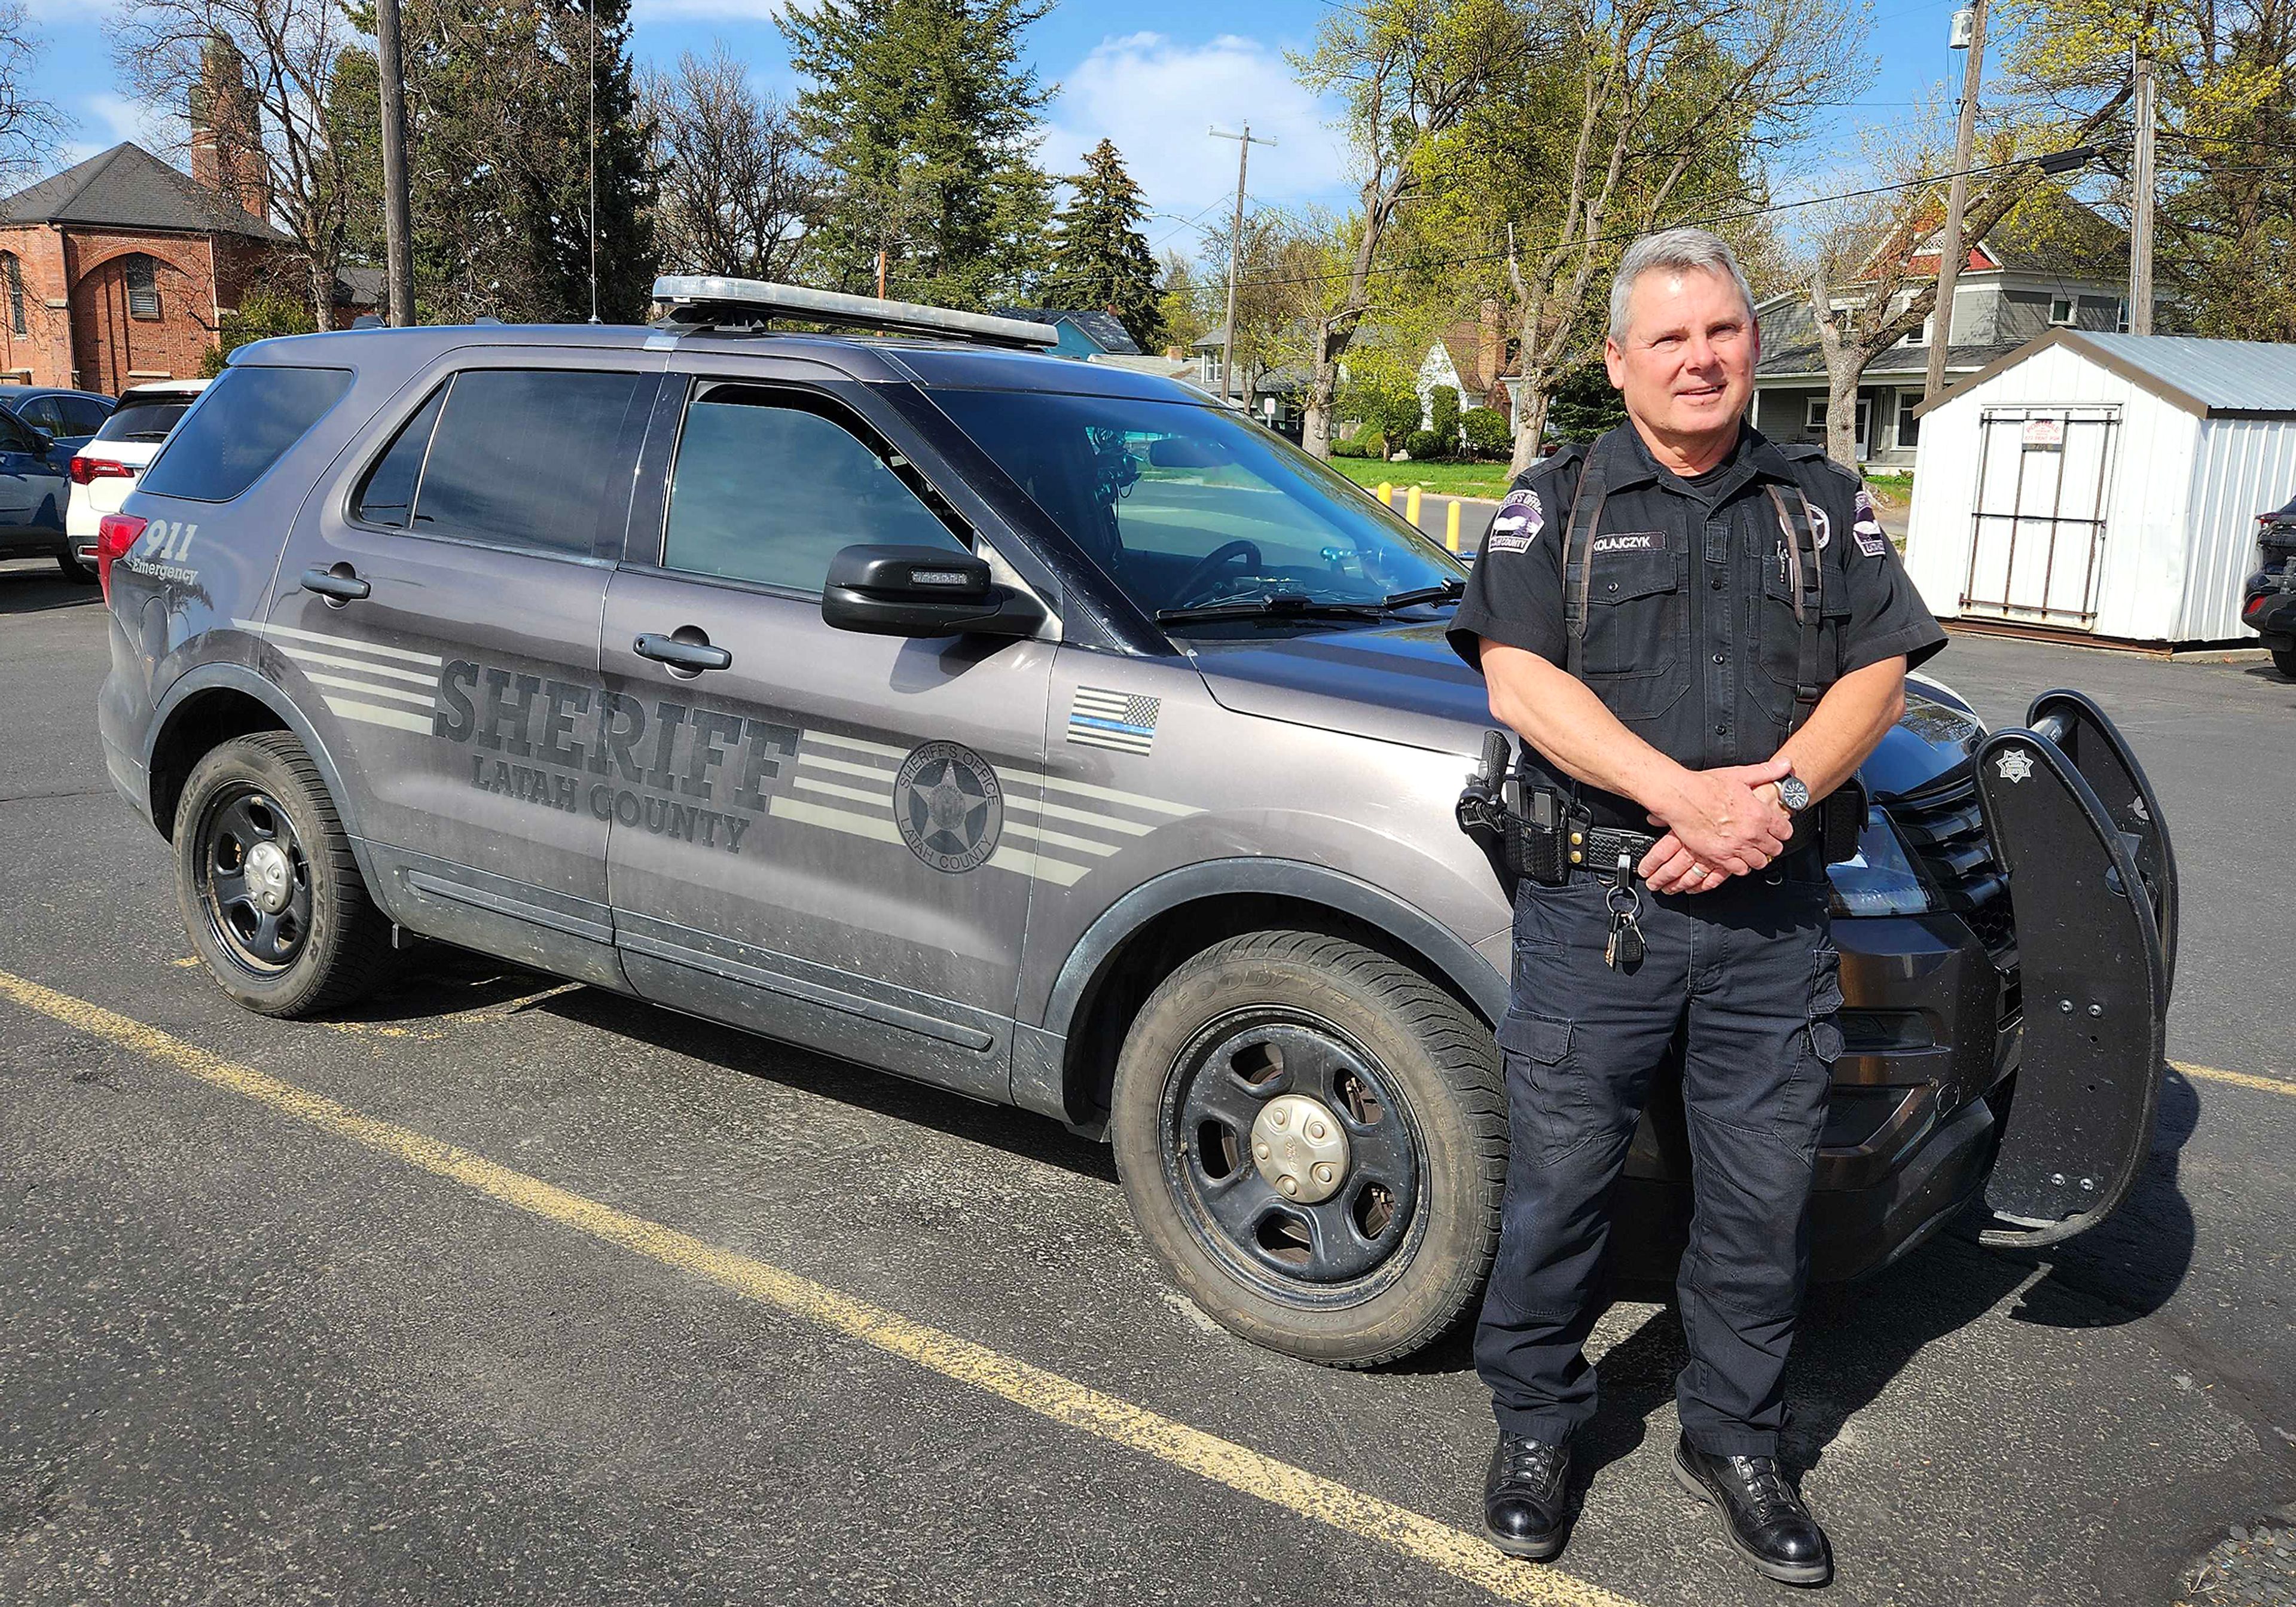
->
<box><xmin>95</xmin><ymin>399</ymin><xmax>192</xmax><ymax>444</ymax></box>
<box><xmin>929</xmin><ymin>389</ymin><xmax>1466</xmax><ymax>621</ymax></box>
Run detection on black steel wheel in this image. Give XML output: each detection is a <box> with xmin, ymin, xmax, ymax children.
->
<box><xmin>1110</xmin><ymin>930</ymin><xmax>1505</xmax><ymax>1368</ymax></box>
<box><xmin>196</xmin><ymin>786</ymin><xmax>315</xmax><ymax>973</ymax></box>
<box><xmin>173</xmin><ymin>732</ymin><xmax>392</xmax><ymax>1017</ymax></box>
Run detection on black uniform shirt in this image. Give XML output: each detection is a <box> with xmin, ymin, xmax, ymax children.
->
<box><xmin>1447</xmin><ymin>422</ymin><xmax>1945</xmax><ymax>817</ymax></box>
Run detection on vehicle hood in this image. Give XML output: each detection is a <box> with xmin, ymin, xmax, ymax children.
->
<box><xmin>1184</xmin><ymin>618</ymin><xmax>1986</xmax><ymax>796</ymax></box>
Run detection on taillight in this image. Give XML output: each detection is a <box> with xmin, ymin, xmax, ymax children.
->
<box><xmin>70</xmin><ymin>456</ymin><xmax>133</xmax><ymax>486</ymax></box>
<box><xmin>96</xmin><ymin>512</ymin><xmax>146</xmax><ymax>603</ymax></box>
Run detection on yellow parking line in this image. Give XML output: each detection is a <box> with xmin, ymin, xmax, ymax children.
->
<box><xmin>0</xmin><ymin>969</ymin><xmax>1639</xmax><ymax>1607</ymax></box>
<box><xmin>2172</xmin><ymin>1060</ymin><xmax>2296</xmax><ymax>1099</ymax></box>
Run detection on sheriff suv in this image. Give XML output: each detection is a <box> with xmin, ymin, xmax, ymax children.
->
<box><xmin>96</xmin><ymin>280</ymin><xmax>2177</xmax><ymax>1366</ymax></box>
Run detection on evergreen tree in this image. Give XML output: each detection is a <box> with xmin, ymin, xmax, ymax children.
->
<box><xmin>331</xmin><ymin>0</ymin><xmax>656</xmax><ymax>325</ymax></box>
<box><xmin>779</xmin><ymin>0</ymin><xmax>1053</xmax><ymax>310</ymax></box>
<box><xmin>1046</xmin><ymin>139</ymin><xmax>1161</xmax><ymax>349</ymax></box>
<box><xmin>1546</xmin><ymin>360</ymin><xmax>1626</xmax><ymax>444</ymax></box>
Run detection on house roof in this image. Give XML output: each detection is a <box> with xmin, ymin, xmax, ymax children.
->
<box><xmin>1914</xmin><ymin>329</ymin><xmax>2296</xmax><ymax>419</ymax></box>
<box><xmin>1757</xmin><ymin>338</ymin><xmax>2020</xmax><ymax>383</ymax></box>
<box><xmin>335</xmin><ymin>265</ymin><xmax>384</xmax><ymax>307</ymax></box>
<box><xmin>0</xmin><ymin>142</ymin><xmax>288</xmax><ymax>241</ymax></box>
<box><xmin>994</xmin><ymin>307</ymin><xmax>1139</xmax><ymax>355</ymax></box>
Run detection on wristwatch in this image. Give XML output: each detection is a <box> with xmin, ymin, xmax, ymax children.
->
<box><xmin>1778</xmin><ymin>776</ymin><xmax>1810</xmax><ymax>812</ymax></box>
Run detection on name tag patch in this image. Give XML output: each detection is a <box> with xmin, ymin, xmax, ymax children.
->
<box><xmin>1852</xmin><ymin>487</ymin><xmax>1889</xmax><ymax>556</ymax></box>
<box><xmin>1593</xmin><ymin>531</ymin><xmax>1660</xmax><ymax>554</ymax></box>
<box><xmin>1484</xmin><ymin>487</ymin><xmax>1542</xmax><ymax>554</ymax></box>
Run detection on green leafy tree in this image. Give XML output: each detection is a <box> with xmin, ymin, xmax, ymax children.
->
<box><xmin>780</xmin><ymin>0</ymin><xmax>1054</xmax><ymax>310</ymax></box>
<box><xmin>1157</xmin><ymin>250</ymin><xmax>1211</xmax><ymax>353</ymax></box>
<box><xmin>201</xmin><ymin>288</ymin><xmax>316</xmax><ymax>375</ymax></box>
<box><xmin>1047</xmin><ymin>138</ymin><xmax>1162</xmax><ymax>349</ymax></box>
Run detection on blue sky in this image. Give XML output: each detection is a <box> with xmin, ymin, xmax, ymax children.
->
<box><xmin>29</xmin><ymin>0</ymin><xmax>1980</xmax><ymax>262</ymax></box>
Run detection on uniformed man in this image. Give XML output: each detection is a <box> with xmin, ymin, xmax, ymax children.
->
<box><xmin>1446</xmin><ymin>227</ymin><xmax>1945</xmax><ymax>1587</ymax></box>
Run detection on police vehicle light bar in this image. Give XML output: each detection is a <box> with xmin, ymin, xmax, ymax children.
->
<box><xmin>651</xmin><ymin>276</ymin><xmax>1059</xmax><ymax>350</ymax></box>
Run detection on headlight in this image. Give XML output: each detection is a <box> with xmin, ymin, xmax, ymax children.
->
<box><xmin>1826</xmin><ymin>806</ymin><xmax>1937</xmax><ymax>917</ymax></box>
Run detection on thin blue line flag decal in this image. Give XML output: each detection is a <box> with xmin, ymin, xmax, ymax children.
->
<box><xmin>1067</xmin><ymin>687</ymin><xmax>1161</xmax><ymax>755</ymax></box>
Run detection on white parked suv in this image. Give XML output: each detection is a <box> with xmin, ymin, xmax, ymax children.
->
<box><xmin>66</xmin><ymin>379</ymin><xmax>207</xmax><ymax>569</ymax></box>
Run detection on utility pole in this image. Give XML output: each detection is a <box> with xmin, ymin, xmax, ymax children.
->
<box><xmin>586</xmin><ymin>0</ymin><xmax>600</xmax><ymax>324</ymax></box>
<box><xmin>1925</xmin><ymin>0</ymin><xmax>1987</xmax><ymax>402</ymax></box>
<box><xmin>2129</xmin><ymin>48</ymin><xmax>2156</xmax><ymax>335</ymax></box>
<box><xmin>1209</xmin><ymin>124</ymin><xmax>1274</xmax><ymax>410</ymax></box>
<box><xmin>374</xmin><ymin>0</ymin><xmax>414</xmax><ymax>326</ymax></box>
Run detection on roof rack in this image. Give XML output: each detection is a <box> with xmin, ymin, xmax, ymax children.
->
<box><xmin>650</xmin><ymin>276</ymin><xmax>1058</xmax><ymax>350</ymax></box>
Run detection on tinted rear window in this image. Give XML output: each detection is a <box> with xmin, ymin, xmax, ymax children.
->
<box><xmin>139</xmin><ymin>365</ymin><xmax>353</xmax><ymax>502</ymax></box>
<box><xmin>94</xmin><ymin>400</ymin><xmax>191</xmax><ymax>444</ymax></box>
<box><xmin>406</xmin><ymin>369</ymin><xmax>645</xmax><ymax>557</ymax></box>
<box><xmin>59</xmin><ymin>397</ymin><xmax>110</xmax><ymax>435</ymax></box>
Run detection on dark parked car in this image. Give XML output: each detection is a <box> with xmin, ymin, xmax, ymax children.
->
<box><xmin>94</xmin><ymin>281</ymin><xmax>2176</xmax><ymax>1366</ymax></box>
<box><xmin>0</xmin><ymin>390</ymin><xmax>99</xmax><ymax>578</ymax></box>
<box><xmin>2243</xmin><ymin>493</ymin><xmax>2296</xmax><ymax>679</ymax></box>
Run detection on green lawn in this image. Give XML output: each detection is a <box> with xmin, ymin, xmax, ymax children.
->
<box><xmin>1329</xmin><ymin>457</ymin><xmax>1516</xmax><ymax>502</ymax></box>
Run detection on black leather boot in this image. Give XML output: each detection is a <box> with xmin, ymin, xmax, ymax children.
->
<box><xmin>1483</xmin><ymin>1431</ymin><xmax>1571</xmax><ymax>1560</ymax></box>
<box><xmin>1671</xmin><ymin>1434</ymin><xmax>1832</xmax><ymax>1587</ymax></box>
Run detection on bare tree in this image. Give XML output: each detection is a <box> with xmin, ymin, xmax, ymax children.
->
<box><xmin>644</xmin><ymin>46</ymin><xmax>814</xmax><ymax>282</ymax></box>
<box><xmin>0</xmin><ymin>0</ymin><xmax>63</xmax><ymax>186</ymax></box>
<box><xmin>1800</xmin><ymin>84</ymin><xmax>2134</xmax><ymax>465</ymax></box>
<box><xmin>112</xmin><ymin>0</ymin><xmax>356</xmax><ymax>330</ymax></box>
<box><xmin>1291</xmin><ymin>0</ymin><xmax>1522</xmax><ymax>459</ymax></box>
<box><xmin>1480</xmin><ymin>0</ymin><xmax>1863</xmax><ymax>473</ymax></box>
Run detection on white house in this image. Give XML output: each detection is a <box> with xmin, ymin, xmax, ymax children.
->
<box><xmin>1903</xmin><ymin>330</ymin><xmax>2296</xmax><ymax>644</ymax></box>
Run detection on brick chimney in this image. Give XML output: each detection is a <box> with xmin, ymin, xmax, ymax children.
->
<box><xmin>189</xmin><ymin>36</ymin><xmax>270</xmax><ymax>221</ymax></box>
<box><xmin>1476</xmin><ymin>297</ymin><xmax>1503</xmax><ymax>395</ymax></box>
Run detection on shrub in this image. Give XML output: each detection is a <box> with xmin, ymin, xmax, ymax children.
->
<box><xmin>1332</xmin><ymin>436</ymin><xmax>1370</xmax><ymax>459</ymax></box>
<box><xmin>1462</xmin><ymin>407</ymin><xmax>1512</xmax><ymax>459</ymax></box>
<box><xmin>203</xmin><ymin>289</ymin><xmax>317</xmax><ymax>377</ymax></box>
<box><xmin>1428</xmin><ymin>384</ymin><xmax>1461</xmax><ymax>452</ymax></box>
<box><xmin>1405</xmin><ymin>428</ymin><xmax>1445</xmax><ymax>462</ymax></box>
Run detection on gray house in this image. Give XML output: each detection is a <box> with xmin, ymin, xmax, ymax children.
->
<box><xmin>1753</xmin><ymin>195</ymin><xmax>2134</xmax><ymax>468</ymax></box>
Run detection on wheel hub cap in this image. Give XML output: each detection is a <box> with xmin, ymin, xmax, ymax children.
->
<box><xmin>1249</xmin><ymin>1092</ymin><xmax>1350</xmax><ymax>1203</ymax></box>
<box><xmin>244</xmin><ymin>840</ymin><xmax>293</xmax><ymax>914</ymax></box>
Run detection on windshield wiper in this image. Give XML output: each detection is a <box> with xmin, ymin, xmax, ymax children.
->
<box><xmin>1379</xmin><ymin>578</ymin><xmax>1466</xmax><ymax>610</ymax></box>
<box><xmin>1155</xmin><ymin>592</ymin><xmax>1390</xmax><ymax>626</ymax></box>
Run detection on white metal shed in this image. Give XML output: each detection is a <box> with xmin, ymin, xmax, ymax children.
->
<box><xmin>1903</xmin><ymin>331</ymin><xmax>2296</xmax><ymax>644</ymax></box>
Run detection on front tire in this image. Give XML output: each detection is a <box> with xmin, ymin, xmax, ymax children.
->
<box><xmin>173</xmin><ymin>732</ymin><xmax>393</xmax><ymax>1017</ymax></box>
<box><xmin>1109</xmin><ymin>930</ymin><xmax>1505</xmax><ymax>1367</ymax></box>
<box><xmin>2273</xmin><ymin>646</ymin><xmax>2296</xmax><ymax>681</ymax></box>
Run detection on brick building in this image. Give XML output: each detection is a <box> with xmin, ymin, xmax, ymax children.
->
<box><xmin>0</xmin><ymin>140</ymin><xmax>299</xmax><ymax>395</ymax></box>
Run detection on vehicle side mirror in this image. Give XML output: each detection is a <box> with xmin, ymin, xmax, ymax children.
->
<box><xmin>821</xmin><ymin>544</ymin><xmax>1046</xmax><ymax>639</ymax></box>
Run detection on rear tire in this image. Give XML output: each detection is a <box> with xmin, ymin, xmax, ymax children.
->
<box><xmin>56</xmin><ymin>548</ymin><xmax>94</xmax><ymax>583</ymax></box>
<box><xmin>1109</xmin><ymin>930</ymin><xmax>1505</xmax><ymax>1367</ymax></box>
<box><xmin>173</xmin><ymin>732</ymin><xmax>393</xmax><ymax>1018</ymax></box>
<box><xmin>2273</xmin><ymin>647</ymin><xmax>2296</xmax><ymax>681</ymax></box>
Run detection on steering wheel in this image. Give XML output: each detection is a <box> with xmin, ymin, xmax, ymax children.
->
<box><xmin>1173</xmin><ymin>539</ymin><xmax>1265</xmax><ymax>606</ymax></box>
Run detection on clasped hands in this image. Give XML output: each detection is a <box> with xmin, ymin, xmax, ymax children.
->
<box><xmin>1635</xmin><ymin>756</ymin><xmax>1797</xmax><ymax>896</ymax></box>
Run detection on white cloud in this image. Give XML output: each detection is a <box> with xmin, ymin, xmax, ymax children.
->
<box><xmin>1039</xmin><ymin>32</ymin><xmax>1349</xmax><ymax>254</ymax></box>
<box><xmin>45</xmin><ymin>94</ymin><xmax>183</xmax><ymax>176</ymax></box>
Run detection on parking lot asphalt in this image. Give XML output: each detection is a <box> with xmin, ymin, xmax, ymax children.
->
<box><xmin>2</xmin><ymin>560</ymin><xmax>2291</xmax><ymax>1606</ymax></box>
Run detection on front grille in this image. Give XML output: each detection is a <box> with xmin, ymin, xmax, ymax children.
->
<box><xmin>1888</xmin><ymin>775</ymin><xmax>2020</xmax><ymax>1013</ymax></box>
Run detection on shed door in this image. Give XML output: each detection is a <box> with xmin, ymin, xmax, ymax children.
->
<box><xmin>1961</xmin><ymin>406</ymin><xmax>2120</xmax><ymax>630</ymax></box>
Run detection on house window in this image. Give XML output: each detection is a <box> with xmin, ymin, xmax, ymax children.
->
<box><xmin>1899</xmin><ymin>314</ymin><xmax>1933</xmax><ymax>348</ymax></box>
<box><xmin>2048</xmin><ymin>295</ymin><xmax>2074</xmax><ymax>326</ymax></box>
<box><xmin>1</xmin><ymin>253</ymin><xmax>21</xmax><ymax>336</ymax></box>
<box><xmin>1804</xmin><ymin>396</ymin><xmax>1827</xmax><ymax>430</ymax></box>
<box><xmin>1896</xmin><ymin>390</ymin><xmax>1921</xmax><ymax>449</ymax></box>
<box><xmin>124</xmin><ymin>255</ymin><xmax>159</xmax><ymax>320</ymax></box>
<box><xmin>2116</xmin><ymin>298</ymin><xmax>2130</xmax><ymax>332</ymax></box>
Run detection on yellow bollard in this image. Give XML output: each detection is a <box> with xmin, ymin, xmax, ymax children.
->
<box><xmin>1445</xmin><ymin>497</ymin><xmax>1462</xmax><ymax>553</ymax></box>
<box><xmin>1376</xmin><ymin>481</ymin><xmax>1393</xmax><ymax>508</ymax></box>
<box><xmin>1406</xmin><ymin>484</ymin><xmax>1423</xmax><ymax>528</ymax></box>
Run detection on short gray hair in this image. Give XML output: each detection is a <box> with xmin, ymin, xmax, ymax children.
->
<box><xmin>1607</xmin><ymin>228</ymin><xmax>1756</xmax><ymax>343</ymax></box>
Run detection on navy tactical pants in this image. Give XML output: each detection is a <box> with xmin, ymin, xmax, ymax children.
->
<box><xmin>1473</xmin><ymin>866</ymin><xmax>1842</xmax><ymax>1457</ymax></box>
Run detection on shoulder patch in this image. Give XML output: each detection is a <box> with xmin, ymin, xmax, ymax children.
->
<box><xmin>1484</xmin><ymin>486</ymin><xmax>1543</xmax><ymax>554</ymax></box>
<box><xmin>1852</xmin><ymin>485</ymin><xmax>1889</xmax><ymax>557</ymax></box>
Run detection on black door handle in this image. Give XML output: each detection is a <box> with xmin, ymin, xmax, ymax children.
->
<box><xmin>633</xmin><ymin>631</ymin><xmax>731</xmax><ymax>671</ymax></box>
<box><xmin>301</xmin><ymin>566</ymin><xmax>371</xmax><ymax>602</ymax></box>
